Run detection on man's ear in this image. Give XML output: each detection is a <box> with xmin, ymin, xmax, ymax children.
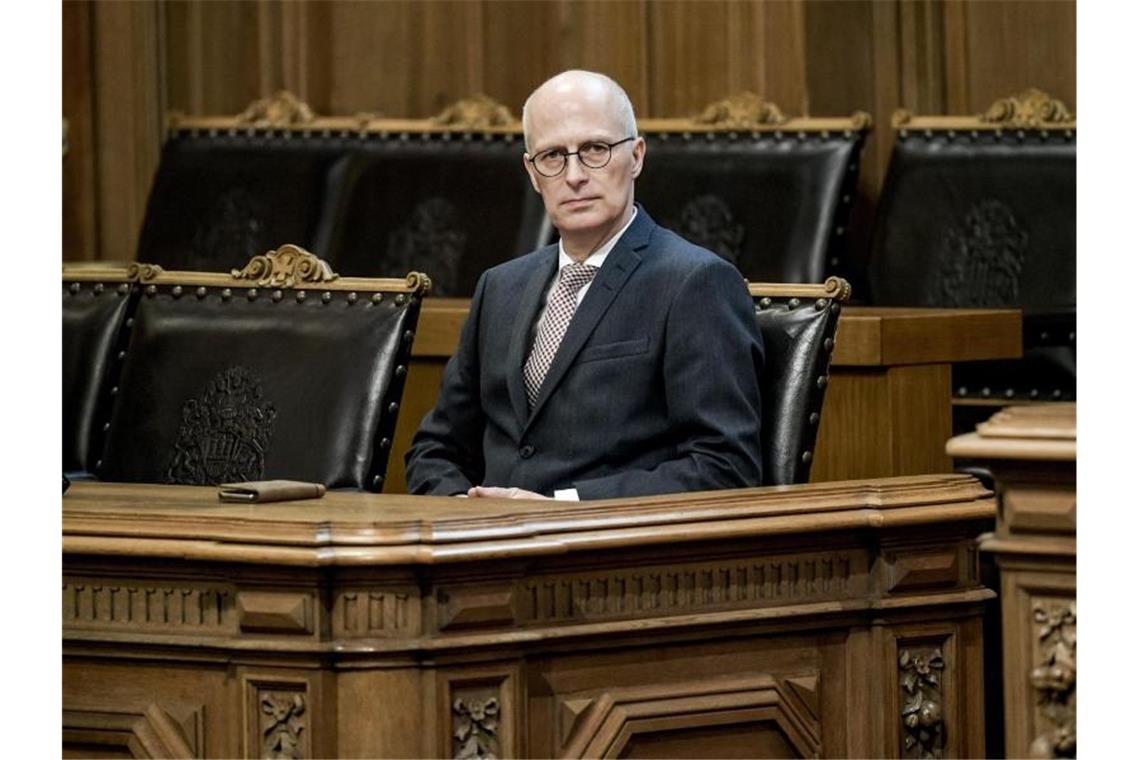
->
<box><xmin>629</xmin><ymin>136</ymin><xmax>646</xmax><ymax>180</ymax></box>
<box><xmin>522</xmin><ymin>153</ymin><xmax>542</xmax><ymax>193</ymax></box>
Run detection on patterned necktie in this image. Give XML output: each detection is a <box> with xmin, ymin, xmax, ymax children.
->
<box><xmin>523</xmin><ymin>262</ymin><xmax>599</xmax><ymax>408</ymax></box>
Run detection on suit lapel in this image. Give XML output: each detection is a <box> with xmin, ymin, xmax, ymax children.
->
<box><xmin>523</xmin><ymin>212</ymin><xmax>653</xmax><ymax>432</ymax></box>
<box><xmin>506</xmin><ymin>246</ymin><xmax>558</xmax><ymax>430</ymax></box>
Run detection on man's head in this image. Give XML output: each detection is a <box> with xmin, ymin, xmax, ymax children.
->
<box><xmin>522</xmin><ymin>70</ymin><xmax>646</xmax><ymax>259</ymax></box>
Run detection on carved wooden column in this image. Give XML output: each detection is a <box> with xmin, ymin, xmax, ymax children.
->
<box><xmin>947</xmin><ymin>403</ymin><xmax>1076</xmax><ymax>758</ymax></box>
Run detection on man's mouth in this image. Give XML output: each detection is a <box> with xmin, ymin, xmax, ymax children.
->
<box><xmin>561</xmin><ymin>196</ymin><xmax>599</xmax><ymax>207</ymax></box>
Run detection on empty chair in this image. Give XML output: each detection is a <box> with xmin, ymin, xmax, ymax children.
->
<box><xmin>750</xmin><ymin>276</ymin><xmax>850</xmax><ymax>484</ymax></box>
<box><xmin>97</xmin><ymin>246</ymin><xmax>430</xmax><ymax>491</ymax></box>
<box><xmin>63</xmin><ymin>264</ymin><xmax>138</xmax><ymax>475</ymax></box>
<box><xmin>868</xmin><ymin>89</ymin><xmax>1076</xmax><ymax>409</ymax></box>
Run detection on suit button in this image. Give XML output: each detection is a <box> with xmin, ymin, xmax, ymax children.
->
<box><xmin>519</xmin><ymin>444</ymin><xmax>535</xmax><ymax>459</ymax></box>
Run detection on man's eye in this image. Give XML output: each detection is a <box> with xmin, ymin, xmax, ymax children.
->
<box><xmin>581</xmin><ymin>143</ymin><xmax>609</xmax><ymax>157</ymax></box>
<box><xmin>537</xmin><ymin>150</ymin><xmax>564</xmax><ymax>163</ymax></box>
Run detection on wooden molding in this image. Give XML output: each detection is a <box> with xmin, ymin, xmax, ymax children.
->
<box><xmin>748</xmin><ymin>276</ymin><xmax>852</xmax><ymax>302</ymax></box>
<box><xmin>693</xmin><ymin>91</ymin><xmax>790</xmax><ymax>127</ymax></box>
<box><xmin>559</xmin><ymin>673</ymin><xmax>821</xmax><ymax>758</ymax></box>
<box><xmin>892</xmin><ymin>88</ymin><xmax>1075</xmax><ymax>132</ymax></box>
<box><xmin>235</xmin><ymin>90</ymin><xmax>316</xmax><ymax>127</ymax></box>
<box><xmin>230</xmin><ymin>243</ymin><xmax>339</xmax><ymax>288</ymax></box>
<box><xmin>63</xmin><ymin>702</ymin><xmax>201</xmax><ymax>759</ymax></box>
<box><xmin>946</xmin><ymin>404</ymin><xmax>1076</xmax><ymax>461</ymax></box>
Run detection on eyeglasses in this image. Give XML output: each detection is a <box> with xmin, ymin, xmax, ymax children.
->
<box><xmin>527</xmin><ymin>136</ymin><xmax>637</xmax><ymax>178</ymax></box>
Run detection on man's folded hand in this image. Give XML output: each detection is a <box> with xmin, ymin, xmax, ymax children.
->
<box><xmin>467</xmin><ymin>486</ymin><xmax>551</xmax><ymax>500</ymax></box>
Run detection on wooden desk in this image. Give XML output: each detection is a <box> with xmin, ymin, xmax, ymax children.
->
<box><xmin>386</xmin><ymin>301</ymin><xmax>1021</xmax><ymax>492</ymax></box>
<box><xmin>947</xmin><ymin>404</ymin><xmax>1076</xmax><ymax>758</ymax></box>
<box><xmin>64</xmin><ymin>475</ymin><xmax>992</xmax><ymax>758</ymax></box>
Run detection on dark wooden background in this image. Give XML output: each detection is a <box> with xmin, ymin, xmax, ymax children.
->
<box><xmin>62</xmin><ymin>0</ymin><xmax>1076</xmax><ymax>265</ymax></box>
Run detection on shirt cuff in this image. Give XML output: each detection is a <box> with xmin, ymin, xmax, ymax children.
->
<box><xmin>553</xmin><ymin>488</ymin><xmax>580</xmax><ymax>501</ymax></box>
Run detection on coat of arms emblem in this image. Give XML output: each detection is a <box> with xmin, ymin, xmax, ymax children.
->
<box><xmin>166</xmin><ymin>366</ymin><xmax>278</xmax><ymax>485</ymax></box>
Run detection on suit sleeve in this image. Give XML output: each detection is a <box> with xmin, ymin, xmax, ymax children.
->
<box><xmin>572</xmin><ymin>257</ymin><xmax>765</xmax><ymax>499</ymax></box>
<box><xmin>404</xmin><ymin>273</ymin><xmax>489</xmax><ymax>495</ymax></box>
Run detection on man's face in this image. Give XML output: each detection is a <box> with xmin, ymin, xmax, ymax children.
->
<box><xmin>523</xmin><ymin>86</ymin><xmax>645</xmax><ymax>253</ymax></box>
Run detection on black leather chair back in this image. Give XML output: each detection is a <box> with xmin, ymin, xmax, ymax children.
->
<box><xmin>868</xmin><ymin>92</ymin><xmax>1076</xmax><ymax>403</ymax></box>
<box><xmin>98</xmin><ymin>247</ymin><xmax>430</xmax><ymax>491</ymax></box>
<box><xmin>638</xmin><ymin>125</ymin><xmax>866</xmax><ymax>284</ymax></box>
<box><xmin>321</xmin><ymin>133</ymin><xmax>547</xmax><ymax>296</ymax></box>
<box><xmin>63</xmin><ymin>267</ymin><xmax>137</xmax><ymax>474</ymax></box>
<box><xmin>750</xmin><ymin>277</ymin><xmax>850</xmax><ymax>485</ymax></box>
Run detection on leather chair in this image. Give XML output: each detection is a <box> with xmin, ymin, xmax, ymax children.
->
<box><xmin>97</xmin><ymin>246</ymin><xmax>430</xmax><ymax>491</ymax></box>
<box><xmin>750</xmin><ymin>276</ymin><xmax>850</xmax><ymax>485</ymax></box>
<box><xmin>635</xmin><ymin>99</ymin><xmax>869</xmax><ymax>285</ymax></box>
<box><xmin>63</xmin><ymin>265</ymin><xmax>138</xmax><ymax>475</ymax></box>
<box><xmin>867</xmin><ymin>90</ymin><xmax>1076</xmax><ymax>409</ymax></box>
<box><xmin>137</xmin><ymin>95</ymin><xmax>548</xmax><ymax>297</ymax></box>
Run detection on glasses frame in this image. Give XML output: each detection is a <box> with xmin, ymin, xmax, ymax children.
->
<box><xmin>527</xmin><ymin>136</ymin><xmax>637</xmax><ymax>178</ymax></box>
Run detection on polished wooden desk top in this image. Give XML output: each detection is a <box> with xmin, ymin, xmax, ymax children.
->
<box><xmin>64</xmin><ymin>474</ymin><xmax>992</xmax><ymax>566</ymax></box>
<box><xmin>411</xmin><ymin>298</ymin><xmax>1023</xmax><ymax>367</ymax></box>
<box><xmin>947</xmin><ymin>402</ymin><xmax>1076</xmax><ymax>461</ymax></box>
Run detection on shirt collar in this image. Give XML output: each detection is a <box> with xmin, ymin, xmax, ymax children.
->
<box><xmin>556</xmin><ymin>206</ymin><xmax>638</xmax><ymax>271</ymax></box>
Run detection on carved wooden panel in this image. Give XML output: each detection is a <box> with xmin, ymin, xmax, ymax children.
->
<box><xmin>333</xmin><ymin>587</ymin><xmax>418</xmax><ymax>637</ymax></box>
<box><xmin>237</xmin><ymin>591</ymin><xmax>312</xmax><ymax>634</ymax></box>
<box><xmin>518</xmin><ymin>549</ymin><xmax>865</xmax><ymax>625</ymax></box>
<box><xmin>63</xmin><ymin>702</ymin><xmax>203</xmax><ymax>759</ymax></box>
<box><xmin>243</xmin><ymin>676</ymin><xmax>311</xmax><ymax>759</ymax></box>
<box><xmin>897</xmin><ymin>641</ymin><xmax>948</xmax><ymax>758</ymax></box>
<box><xmin>442</xmin><ymin>668</ymin><xmax>518</xmax><ymax>760</ymax></box>
<box><xmin>558</xmin><ymin>673</ymin><xmax>822</xmax><ymax>759</ymax></box>
<box><xmin>63</xmin><ymin>579</ymin><xmax>233</xmax><ymax>632</ymax></box>
<box><xmin>1027</xmin><ymin>598</ymin><xmax>1076</xmax><ymax>758</ymax></box>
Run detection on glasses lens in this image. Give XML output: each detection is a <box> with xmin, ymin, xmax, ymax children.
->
<box><xmin>535</xmin><ymin>150</ymin><xmax>565</xmax><ymax>177</ymax></box>
<box><xmin>578</xmin><ymin>142</ymin><xmax>612</xmax><ymax>169</ymax></box>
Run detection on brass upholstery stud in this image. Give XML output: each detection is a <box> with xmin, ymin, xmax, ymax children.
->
<box><xmin>322</xmin><ymin>291</ymin><xmax>332</xmax><ymax>304</ymax></box>
<box><xmin>899</xmin><ymin>129</ymin><xmax>909</xmax><ymax>139</ymax></box>
<box><xmin>981</xmin><ymin>387</ymin><xmax>992</xmax><ymax>397</ymax></box>
<box><xmin>102</xmin><ymin>422</ymin><xmax>110</xmax><ymax>432</ymax></box>
<box><xmin>816</xmin><ymin>376</ymin><xmax>827</xmax><ymax>389</ymax></box>
<box><xmin>395</xmin><ymin>365</ymin><xmax>407</xmax><ymax>378</ymax></box>
<box><xmin>801</xmin><ymin>451</ymin><xmax>813</xmax><ymax>464</ymax></box>
<box><xmin>117</xmin><ymin>283</ymin><xmax>129</xmax><ymax>295</ymax></box>
<box><xmin>125</xmin><ymin>318</ymin><xmax>134</xmax><ymax>328</ymax></box>
<box><xmin>1040</xmin><ymin>331</ymin><xmax>1050</xmax><ymax>342</ymax></box>
<box><xmin>117</xmin><ymin>350</ymin><xmax>126</xmax><ymax>360</ymax></box>
<box><xmin>821</xmin><ymin>130</ymin><xmax>830</xmax><ymax>139</ymax></box>
<box><xmin>247</xmin><ymin>288</ymin><xmax>258</xmax><ymax>301</ymax></box>
<box><xmin>372</xmin><ymin>475</ymin><xmax>383</xmax><ymax>490</ymax></box>
<box><xmin>95</xmin><ymin>459</ymin><xmax>103</xmax><ymax>470</ymax></box>
<box><xmin>296</xmin><ymin>290</ymin><xmax>307</xmax><ymax>303</ymax></box>
<box><xmin>830</xmin><ymin>304</ymin><xmax>840</xmax><ymax>314</ymax></box>
<box><xmin>824</xmin><ymin>338</ymin><xmax>834</xmax><ymax>352</ymax></box>
<box><xmin>69</xmin><ymin>282</ymin><xmax>80</xmax><ymax>294</ymax></box>
<box><xmin>388</xmin><ymin>402</ymin><xmax>399</xmax><ymax>414</ymax></box>
<box><xmin>371</xmin><ymin>293</ymin><xmax>383</xmax><ymax>304</ymax></box>
<box><xmin>759</xmin><ymin>297</ymin><xmax>771</xmax><ymax>309</ymax></box>
<box><xmin>1004</xmin><ymin>388</ymin><xmax>1016</xmax><ymax>399</ymax></box>
<box><xmin>1052</xmin><ymin>389</ymin><xmax>1063</xmax><ymax>399</ymax></box>
<box><xmin>403</xmin><ymin>330</ymin><xmax>415</xmax><ymax>344</ymax></box>
<box><xmin>395</xmin><ymin>294</ymin><xmax>407</xmax><ymax>305</ymax></box>
<box><xmin>110</xmin><ymin>386</ymin><xmax>119</xmax><ymax>396</ymax></box>
<box><xmin>797</xmin><ymin>131</ymin><xmax>806</xmax><ymax>142</ymax></box>
<box><xmin>172</xmin><ymin>285</ymin><xmax>183</xmax><ymax>298</ymax></box>
<box><xmin>774</xmin><ymin>131</ymin><xmax>784</xmax><ymax>140</ymax></box>
<box><xmin>1030</xmin><ymin>389</ymin><xmax>1040</xmax><ymax>399</ymax></box>
<box><xmin>788</xmin><ymin>298</ymin><xmax>800</xmax><ymax>309</ymax></box>
<box><xmin>272</xmin><ymin>290</ymin><xmax>283</xmax><ymax>302</ymax></box>
<box><xmin>222</xmin><ymin>288</ymin><xmax>232</xmax><ymax>300</ymax></box>
<box><xmin>380</xmin><ymin>438</ymin><xmax>391</xmax><ymax>450</ymax></box>
<box><xmin>1069</xmin><ymin>331</ymin><xmax>1076</xmax><ymax>342</ymax></box>
<box><xmin>93</xmin><ymin>283</ymin><xmax>104</xmax><ymax>294</ymax></box>
<box><xmin>196</xmin><ymin>287</ymin><xmax>207</xmax><ymax>299</ymax></box>
<box><xmin>924</xmin><ymin>129</ymin><xmax>933</xmax><ymax>140</ymax></box>
<box><xmin>835</xmin><ymin>226</ymin><xmax>845</xmax><ymax>236</ymax></box>
<box><xmin>146</xmin><ymin>285</ymin><xmax>157</xmax><ymax>297</ymax></box>
<box><xmin>809</xmin><ymin>412</ymin><xmax>820</xmax><ymax>425</ymax></box>
<box><xmin>957</xmin><ymin>386</ymin><xmax>968</xmax><ymax>396</ymax></box>
<box><xmin>348</xmin><ymin>292</ymin><xmax>358</xmax><ymax>304</ymax></box>
<box><xmin>815</xmin><ymin>298</ymin><xmax>827</xmax><ymax>311</ymax></box>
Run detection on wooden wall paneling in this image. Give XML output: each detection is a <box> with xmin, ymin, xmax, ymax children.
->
<box><xmin>481</xmin><ymin>1</ymin><xmax>562</xmax><ymax>117</ymax></box>
<box><xmin>959</xmin><ymin>0</ymin><xmax>1076</xmax><ymax>114</ymax></box>
<box><xmin>163</xmin><ymin>0</ymin><xmax>262</xmax><ymax>115</ymax></box>
<box><xmin>648</xmin><ymin>1</ymin><xmax>732</xmax><ymax>117</ymax></box>
<box><xmin>91</xmin><ymin>0</ymin><xmax>164</xmax><ymax>263</ymax></box>
<box><xmin>324</xmin><ymin>1</ymin><xmax>410</xmax><ymax>116</ymax></box>
<box><xmin>753</xmin><ymin>0</ymin><xmax>808</xmax><ymax>116</ymax></box>
<box><xmin>63</xmin><ymin>1</ymin><xmax>99</xmax><ymax>262</ymax></box>
<box><xmin>898</xmin><ymin>0</ymin><xmax>947</xmax><ymax>116</ymax></box>
<box><xmin>556</xmin><ymin>0</ymin><xmax>649</xmax><ymax>116</ymax></box>
<box><xmin>408</xmin><ymin>1</ymin><xmax>485</xmax><ymax>117</ymax></box>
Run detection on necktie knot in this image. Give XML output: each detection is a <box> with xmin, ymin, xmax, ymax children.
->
<box><xmin>558</xmin><ymin>262</ymin><xmax>598</xmax><ymax>293</ymax></box>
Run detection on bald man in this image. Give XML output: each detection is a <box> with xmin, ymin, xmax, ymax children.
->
<box><xmin>405</xmin><ymin>70</ymin><xmax>764</xmax><ymax>500</ymax></box>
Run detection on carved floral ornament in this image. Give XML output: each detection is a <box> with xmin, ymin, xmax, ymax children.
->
<box><xmin>231</xmin><ymin>244</ymin><xmax>339</xmax><ymax>288</ymax></box>
<box><xmin>982</xmin><ymin>88</ymin><xmax>1074</xmax><ymax>128</ymax></box>
<box><xmin>899</xmin><ymin>646</ymin><xmax>945</xmax><ymax>759</ymax></box>
<box><xmin>432</xmin><ymin>94</ymin><xmax>517</xmax><ymax>129</ymax></box>
<box><xmin>260</xmin><ymin>692</ymin><xmax>307</xmax><ymax>759</ymax></box>
<box><xmin>695</xmin><ymin>92</ymin><xmax>790</xmax><ymax>127</ymax></box>
<box><xmin>236</xmin><ymin>90</ymin><xmax>316</xmax><ymax>127</ymax></box>
<box><xmin>1029</xmin><ymin>601</ymin><xmax>1076</xmax><ymax>759</ymax></box>
<box><xmin>453</xmin><ymin>695</ymin><xmax>501</xmax><ymax>759</ymax></box>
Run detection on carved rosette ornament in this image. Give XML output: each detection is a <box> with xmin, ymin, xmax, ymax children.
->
<box><xmin>231</xmin><ymin>245</ymin><xmax>339</xmax><ymax>289</ymax></box>
<box><xmin>432</xmin><ymin>95</ymin><xmax>517</xmax><ymax>128</ymax></box>
<box><xmin>237</xmin><ymin>91</ymin><xmax>316</xmax><ymax>127</ymax></box>
<box><xmin>1028</xmin><ymin>601</ymin><xmax>1076</xmax><ymax>758</ymax></box>
<box><xmin>981</xmin><ymin>88</ymin><xmax>1074</xmax><ymax>128</ymax></box>
<box><xmin>127</xmin><ymin>262</ymin><xmax>165</xmax><ymax>282</ymax></box>
<box><xmin>695</xmin><ymin>92</ymin><xmax>789</xmax><ymax>128</ymax></box>
<box><xmin>260</xmin><ymin>692</ymin><xmax>307</xmax><ymax>759</ymax></box>
<box><xmin>453</xmin><ymin>695</ymin><xmax>501</xmax><ymax>759</ymax></box>
<box><xmin>899</xmin><ymin>646</ymin><xmax>946</xmax><ymax>759</ymax></box>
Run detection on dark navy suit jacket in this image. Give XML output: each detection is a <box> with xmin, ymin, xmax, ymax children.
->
<box><xmin>405</xmin><ymin>208</ymin><xmax>765</xmax><ymax>499</ymax></box>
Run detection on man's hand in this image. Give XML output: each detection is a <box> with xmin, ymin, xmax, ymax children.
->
<box><xmin>467</xmin><ymin>486</ymin><xmax>552</xmax><ymax>500</ymax></box>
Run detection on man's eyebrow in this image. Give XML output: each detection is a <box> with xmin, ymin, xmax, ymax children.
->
<box><xmin>532</xmin><ymin>136</ymin><xmax>616</xmax><ymax>154</ymax></box>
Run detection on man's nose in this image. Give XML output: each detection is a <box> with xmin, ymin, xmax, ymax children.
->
<box><xmin>563</xmin><ymin>154</ymin><xmax>588</xmax><ymax>186</ymax></box>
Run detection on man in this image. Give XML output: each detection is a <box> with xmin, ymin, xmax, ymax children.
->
<box><xmin>405</xmin><ymin>70</ymin><xmax>764</xmax><ymax>500</ymax></box>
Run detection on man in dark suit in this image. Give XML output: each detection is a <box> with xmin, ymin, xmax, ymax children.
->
<box><xmin>405</xmin><ymin>70</ymin><xmax>764</xmax><ymax>500</ymax></box>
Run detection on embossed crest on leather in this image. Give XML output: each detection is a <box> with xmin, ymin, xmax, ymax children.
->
<box><xmin>166</xmin><ymin>367</ymin><xmax>278</xmax><ymax>485</ymax></box>
<box><xmin>935</xmin><ymin>199</ymin><xmax>1028</xmax><ymax>307</ymax></box>
<box><xmin>386</xmin><ymin>198</ymin><xmax>465</xmax><ymax>296</ymax></box>
<box><xmin>191</xmin><ymin>187</ymin><xmax>266</xmax><ymax>270</ymax></box>
<box><xmin>671</xmin><ymin>195</ymin><xmax>745</xmax><ymax>266</ymax></box>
